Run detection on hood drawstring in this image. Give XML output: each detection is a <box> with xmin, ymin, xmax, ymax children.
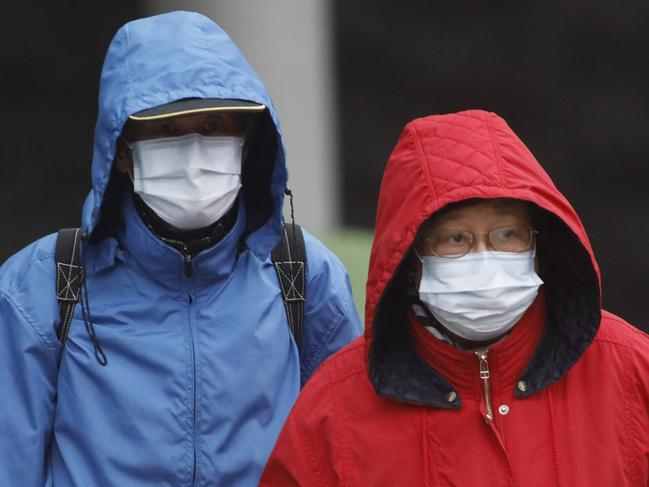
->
<box><xmin>80</xmin><ymin>236</ymin><xmax>108</xmax><ymax>366</ymax></box>
<box><xmin>285</xmin><ymin>188</ymin><xmax>298</xmax><ymax>244</ymax></box>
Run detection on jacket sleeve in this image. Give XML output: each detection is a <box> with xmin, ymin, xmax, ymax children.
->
<box><xmin>0</xmin><ymin>290</ymin><xmax>58</xmax><ymax>485</ymax></box>
<box><xmin>300</xmin><ymin>230</ymin><xmax>362</xmax><ymax>385</ymax></box>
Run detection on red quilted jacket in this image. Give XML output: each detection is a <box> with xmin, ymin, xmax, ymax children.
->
<box><xmin>260</xmin><ymin>110</ymin><xmax>649</xmax><ymax>486</ymax></box>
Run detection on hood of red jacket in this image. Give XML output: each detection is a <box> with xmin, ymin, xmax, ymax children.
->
<box><xmin>366</xmin><ymin>110</ymin><xmax>601</xmax><ymax>404</ymax></box>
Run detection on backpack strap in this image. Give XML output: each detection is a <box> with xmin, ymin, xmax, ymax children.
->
<box><xmin>55</xmin><ymin>228</ymin><xmax>84</xmax><ymax>343</ymax></box>
<box><xmin>272</xmin><ymin>223</ymin><xmax>307</xmax><ymax>349</ymax></box>
<box><xmin>54</xmin><ymin>224</ymin><xmax>307</xmax><ymax>353</ymax></box>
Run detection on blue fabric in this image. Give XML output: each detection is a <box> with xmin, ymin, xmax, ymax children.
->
<box><xmin>0</xmin><ymin>11</ymin><xmax>361</xmax><ymax>486</ymax></box>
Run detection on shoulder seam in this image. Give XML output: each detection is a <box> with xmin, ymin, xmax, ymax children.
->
<box><xmin>0</xmin><ymin>289</ymin><xmax>58</xmax><ymax>358</ymax></box>
<box><xmin>592</xmin><ymin>337</ymin><xmax>635</xmax><ymax>351</ymax></box>
<box><xmin>4</xmin><ymin>254</ymin><xmax>54</xmax><ymax>295</ymax></box>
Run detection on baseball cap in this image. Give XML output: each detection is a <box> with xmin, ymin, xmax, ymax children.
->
<box><xmin>128</xmin><ymin>98</ymin><xmax>266</xmax><ymax>121</ymax></box>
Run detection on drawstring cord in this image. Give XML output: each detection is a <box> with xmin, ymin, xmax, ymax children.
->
<box><xmin>76</xmin><ymin>188</ymin><xmax>299</xmax><ymax>368</ymax></box>
<box><xmin>80</xmin><ymin>236</ymin><xmax>108</xmax><ymax>366</ymax></box>
<box><xmin>285</xmin><ymin>188</ymin><xmax>298</xmax><ymax>244</ymax></box>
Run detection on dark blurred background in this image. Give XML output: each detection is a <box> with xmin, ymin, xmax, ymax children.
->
<box><xmin>1</xmin><ymin>2</ymin><xmax>647</xmax><ymax>330</ymax></box>
<box><xmin>335</xmin><ymin>1</ymin><xmax>649</xmax><ymax>330</ymax></box>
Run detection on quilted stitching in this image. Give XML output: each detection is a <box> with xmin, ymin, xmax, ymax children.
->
<box><xmin>365</xmin><ymin>109</ymin><xmax>602</xmax><ymax>407</ymax></box>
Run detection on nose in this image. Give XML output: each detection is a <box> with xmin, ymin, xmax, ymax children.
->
<box><xmin>471</xmin><ymin>234</ymin><xmax>491</xmax><ymax>253</ymax></box>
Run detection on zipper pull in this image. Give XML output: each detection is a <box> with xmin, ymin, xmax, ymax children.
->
<box><xmin>475</xmin><ymin>348</ymin><xmax>493</xmax><ymax>423</ymax></box>
<box><xmin>183</xmin><ymin>248</ymin><xmax>193</xmax><ymax>278</ymax></box>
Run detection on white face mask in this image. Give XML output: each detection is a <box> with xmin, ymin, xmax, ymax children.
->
<box><xmin>417</xmin><ymin>250</ymin><xmax>543</xmax><ymax>342</ymax></box>
<box><xmin>129</xmin><ymin>133</ymin><xmax>243</xmax><ymax>231</ymax></box>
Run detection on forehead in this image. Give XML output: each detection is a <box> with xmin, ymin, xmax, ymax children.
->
<box><xmin>423</xmin><ymin>198</ymin><xmax>532</xmax><ymax>231</ymax></box>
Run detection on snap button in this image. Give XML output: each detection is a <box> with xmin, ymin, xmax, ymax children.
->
<box><xmin>447</xmin><ymin>390</ymin><xmax>457</xmax><ymax>403</ymax></box>
<box><xmin>517</xmin><ymin>380</ymin><xmax>528</xmax><ymax>392</ymax></box>
<box><xmin>498</xmin><ymin>404</ymin><xmax>510</xmax><ymax>415</ymax></box>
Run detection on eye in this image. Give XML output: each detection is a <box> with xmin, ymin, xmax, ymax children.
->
<box><xmin>498</xmin><ymin>228</ymin><xmax>514</xmax><ymax>239</ymax></box>
<box><xmin>446</xmin><ymin>233</ymin><xmax>469</xmax><ymax>245</ymax></box>
<box><xmin>492</xmin><ymin>226</ymin><xmax>525</xmax><ymax>241</ymax></box>
<box><xmin>429</xmin><ymin>230</ymin><xmax>473</xmax><ymax>257</ymax></box>
<box><xmin>490</xmin><ymin>226</ymin><xmax>531</xmax><ymax>252</ymax></box>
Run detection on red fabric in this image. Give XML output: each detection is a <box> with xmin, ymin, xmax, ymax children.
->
<box><xmin>409</xmin><ymin>293</ymin><xmax>546</xmax><ymax>409</ymax></box>
<box><xmin>260</xmin><ymin>110</ymin><xmax>649</xmax><ymax>486</ymax></box>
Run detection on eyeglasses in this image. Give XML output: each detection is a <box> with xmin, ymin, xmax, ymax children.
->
<box><xmin>420</xmin><ymin>226</ymin><xmax>538</xmax><ymax>258</ymax></box>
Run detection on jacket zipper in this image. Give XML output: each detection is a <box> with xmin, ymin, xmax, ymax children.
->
<box><xmin>183</xmin><ymin>247</ymin><xmax>193</xmax><ymax>278</ymax></box>
<box><xmin>181</xmin><ymin>244</ymin><xmax>196</xmax><ymax>482</ymax></box>
<box><xmin>188</xmin><ymin>292</ymin><xmax>197</xmax><ymax>485</ymax></box>
<box><xmin>475</xmin><ymin>348</ymin><xmax>493</xmax><ymax>423</ymax></box>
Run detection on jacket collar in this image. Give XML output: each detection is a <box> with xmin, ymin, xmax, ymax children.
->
<box><xmin>133</xmin><ymin>194</ymin><xmax>239</xmax><ymax>256</ymax></box>
<box><xmin>116</xmin><ymin>193</ymin><xmax>246</xmax><ymax>289</ymax></box>
<box><xmin>409</xmin><ymin>293</ymin><xmax>546</xmax><ymax>401</ymax></box>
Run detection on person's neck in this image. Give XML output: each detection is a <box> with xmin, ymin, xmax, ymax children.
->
<box><xmin>133</xmin><ymin>194</ymin><xmax>239</xmax><ymax>256</ymax></box>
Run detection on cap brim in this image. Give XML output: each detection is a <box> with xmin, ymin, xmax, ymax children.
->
<box><xmin>129</xmin><ymin>98</ymin><xmax>266</xmax><ymax>121</ymax></box>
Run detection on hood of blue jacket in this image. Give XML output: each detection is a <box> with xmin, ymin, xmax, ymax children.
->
<box><xmin>81</xmin><ymin>11</ymin><xmax>287</xmax><ymax>258</ymax></box>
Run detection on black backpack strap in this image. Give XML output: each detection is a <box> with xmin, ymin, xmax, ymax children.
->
<box><xmin>272</xmin><ymin>223</ymin><xmax>307</xmax><ymax>349</ymax></box>
<box><xmin>55</xmin><ymin>228</ymin><xmax>84</xmax><ymax>343</ymax></box>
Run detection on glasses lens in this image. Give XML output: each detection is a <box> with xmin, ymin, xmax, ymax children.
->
<box><xmin>428</xmin><ymin>230</ymin><xmax>474</xmax><ymax>258</ymax></box>
<box><xmin>489</xmin><ymin>226</ymin><xmax>533</xmax><ymax>252</ymax></box>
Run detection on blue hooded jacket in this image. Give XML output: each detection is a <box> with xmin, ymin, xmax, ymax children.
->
<box><xmin>0</xmin><ymin>12</ymin><xmax>361</xmax><ymax>486</ymax></box>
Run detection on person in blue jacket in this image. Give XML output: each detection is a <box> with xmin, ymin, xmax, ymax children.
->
<box><xmin>0</xmin><ymin>11</ymin><xmax>361</xmax><ymax>486</ymax></box>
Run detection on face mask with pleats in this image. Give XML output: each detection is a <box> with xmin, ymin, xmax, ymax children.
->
<box><xmin>128</xmin><ymin>133</ymin><xmax>244</xmax><ymax>230</ymax></box>
<box><xmin>416</xmin><ymin>250</ymin><xmax>543</xmax><ymax>342</ymax></box>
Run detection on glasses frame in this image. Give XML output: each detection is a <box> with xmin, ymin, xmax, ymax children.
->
<box><xmin>422</xmin><ymin>225</ymin><xmax>539</xmax><ymax>259</ymax></box>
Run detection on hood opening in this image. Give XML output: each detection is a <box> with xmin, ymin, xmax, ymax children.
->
<box><xmin>369</xmin><ymin>258</ymin><xmax>460</xmax><ymax>407</ymax></box>
<box><xmin>240</xmin><ymin>109</ymin><xmax>280</xmax><ymax>242</ymax></box>
<box><xmin>368</xmin><ymin>202</ymin><xmax>601</xmax><ymax>405</ymax></box>
<box><xmin>82</xmin><ymin>12</ymin><xmax>287</xmax><ymax>258</ymax></box>
<box><xmin>518</xmin><ymin>205</ymin><xmax>601</xmax><ymax>396</ymax></box>
<box><xmin>89</xmin><ymin>169</ymin><xmax>129</xmax><ymax>243</ymax></box>
<box><xmin>88</xmin><ymin>109</ymin><xmax>281</xmax><ymax>251</ymax></box>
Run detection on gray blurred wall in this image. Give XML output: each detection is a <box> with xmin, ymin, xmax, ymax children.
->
<box><xmin>142</xmin><ymin>0</ymin><xmax>340</xmax><ymax>234</ymax></box>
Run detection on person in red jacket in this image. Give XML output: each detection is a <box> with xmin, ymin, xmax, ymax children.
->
<box><xmin>260</xmin><ymin>110</ymin><xmax>649</xmax><ymax>486</ymax></box>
